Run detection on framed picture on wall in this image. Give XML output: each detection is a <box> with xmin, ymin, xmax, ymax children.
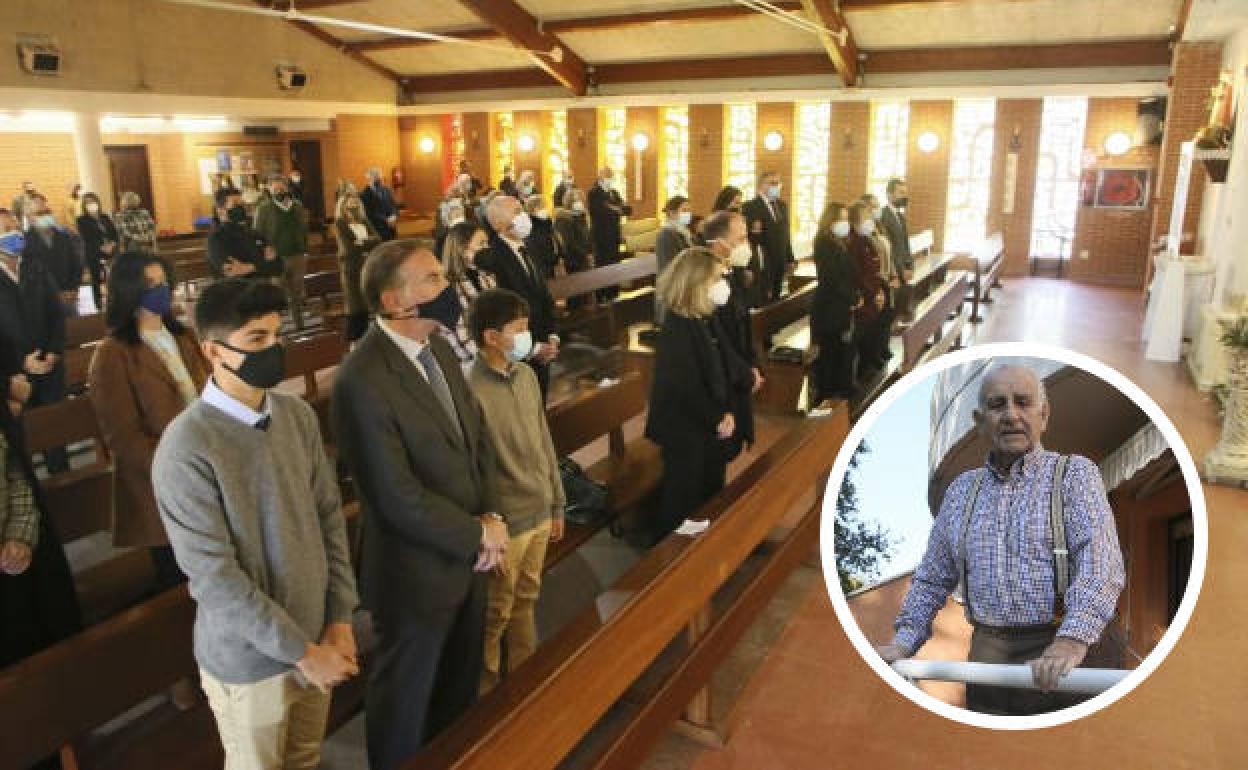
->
<box><xmin>1094</xmin><ymin>169</ymin><xmax>1150</xmax><ymax>210</ymax></box>
<box><xmin>1080</xmin><ymin>169</ymin><xmax>1099</xmax><ymax>207</ymax></box>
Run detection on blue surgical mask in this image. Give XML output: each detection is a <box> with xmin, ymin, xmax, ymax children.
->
<box><xmin>507</xmin><ymin>330</ymin><xmax>533</xmax><ymax>362</ymax></box>
<box><xmin>35</xmin><ymin>214</ymin><xmax>56</xmax><ymax>229</ymax></box>
<box><xmin>139</xmin><ymin>284</ymin><xmax>173</xmax><ymax>317</ymax></box>
<box><xmin>677</xmin><ymin>211</ymin><xmax>693</xmax><ymax>227</ymax></box>
<box><xmin>0</xmin><ymin>231</ymin><xmax>25</xmax><ymax>256</ymax></box>
<box><xmin>766</xmin><ymin>185</ymin><xmax>781</xmax><ymax>201</ymax></box>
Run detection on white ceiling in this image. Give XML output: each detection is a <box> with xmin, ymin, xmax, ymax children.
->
<box><xmin>1184</xmin><ymin>0</ymin><xmax>1248</xmax><ymax>41</ymax></box>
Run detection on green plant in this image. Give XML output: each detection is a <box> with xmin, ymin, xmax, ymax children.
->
<box><xmin>1219</xmin><ymin>316</ymin><xmax>1248</xmax><ymax>350</ymax></box>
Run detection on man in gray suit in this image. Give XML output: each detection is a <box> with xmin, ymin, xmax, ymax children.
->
<box><xmin>880</xmin><ymin>178</ymin><xmax>916</xmax><ymax>319</ymax></box>
<box><xmin>332</xmin><ymin>239</ymin><xmax>508</xmax><ymax>770</ymax></box>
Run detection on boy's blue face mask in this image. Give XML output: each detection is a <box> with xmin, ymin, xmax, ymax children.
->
<box><xmin>0</xmin><ymin>231</ymin><xmax>25</xmax><ymax>257</ymax></box>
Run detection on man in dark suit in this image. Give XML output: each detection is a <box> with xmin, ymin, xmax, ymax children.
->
<box><xmin>741</xmin><ymin>171</ymin><xmax>795</xmax><ymax>306</ymax></box>
<box><xmin>479</xmin><ymin>195</ymin><xmax>560</xmax><ymax>400</ymax></box>
<box><xmin>879</xmin><ymin>178</ymin><xmax>915</xmax><ymax>321</ymax></box>
<box><xmin>360</xmin><ymin>167</ymin><xmax>399</xmax><ymax>242</ymax></box>
<box><xmin>586</xmin><ymin>166</ymin><xmax>632</xmax><ymax>301</ymax></box>
<box><xmin>332</xmin><ymin>239</ymin><xmax>508</xmax><ymax>770</ymax></box>
<box><xmin>0</xmin><ymin>220</ymin><xmax>69</xmax><ymax>473</ymax></box>
<box><xmin>22</xmin><ymin>198</ymin><xmax>82</xmax><ymax>318</ymax></box>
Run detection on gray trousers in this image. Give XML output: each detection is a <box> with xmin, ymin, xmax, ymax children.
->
<box><xmin>966</xmin><ymin>623</ymin><xmax>1087</xmax><ymax>715</ymax></box>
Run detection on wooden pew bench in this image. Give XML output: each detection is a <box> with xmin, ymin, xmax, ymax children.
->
<box><xmin>549</xmin><ymin>253</ymin><xmax>658</xmax><ymax>349</ymax></box>
<box><xmin>302</xmin><ymin>269</ymin><xmax>346</xmax><ymax>334</ymax></box>
<box><xmin>543</xmin><ymin>370</ymin><xmax>660</xmax><ymax>568</ymax></box>
<box><xmin>900</xmin><ymin>271</ymin><xmax>970</xmax><ymax>374</ymax></box>
<box><xmin>952</xmin><ymin>232</ymin><xmax>1005</xmax><ymax>323</ymax></box>
<box><xmin>749</xmin><ymin>282</ymin><xmax>816</xmax><ymax>414</ymax></box>
<box><xmin>278</xmin><ymin>329</ymin><xmax>347</xmax><ymax>448</ymax></box>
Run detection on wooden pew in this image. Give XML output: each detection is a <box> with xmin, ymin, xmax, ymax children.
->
<box><xmin>410</xmin><ymin>407</ymin><xmax>849</xmax><ymax>770</ymax></box>
<box><xmin>66</xmin><ymin>313</ymin><xmax>107</xmax><ymax>349</ymax></box>
<box><xmin>543</xmin><ymin>370</ymin><xmax>660</xmax><ymax>567</ymax></box>
<box><xmin>548</xmin><ymin>253</ymin><xmax>657</xmax><ymax>348</ymax></box>
<box><xmin>22</xmin><ymin>396</ymin><xmax>157</xmax><ymax>625</ymax></box>
<box><xmin>900</xmin><ymin>271</ymin><xmax>970</xmax><ymax>374</ymax></box>
<box><xmin>280</xmin><ymin>330</ymin><xmax>346</xmax><ymax>445</ymax></box>
<box><xmin>748</xmin><ymin>282</ymin><xmax>816</xmax><ymax>414</ymax></box>
<box><xmin>952</xmin><ymin>232</ymin><xmax>1005</xmax><ymax>323</ymax></box>
<box><xmin>302</xmin><ymin>270</ymin><xmax>346</xmax><ymax>333</ymax></box>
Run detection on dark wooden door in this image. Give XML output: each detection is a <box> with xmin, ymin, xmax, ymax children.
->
<box><xmin>289</xmin><ymin>139</ymin><xmax>326</xmax><ymax>226</ymax></box>
<box><xmin>104</xmin><ymin>145</ymin><xmax>156</xmax><ymax>221</ymax></box>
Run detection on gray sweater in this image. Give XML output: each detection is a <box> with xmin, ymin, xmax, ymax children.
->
<box><xmin>153</xmin><ymin>392</ymin><xmax>358</xmax><ymax>684</ymax></box>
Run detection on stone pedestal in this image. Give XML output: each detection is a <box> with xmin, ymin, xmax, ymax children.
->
<box><xmin>1205</xmin><ymin>350</ymin><xmax>1248</xmax><ymax>487</ymax></box>
<box><xmin>1187</xmin><ymin>303</ymin><xmax>1239</xmax><ymax>390</ymax></box>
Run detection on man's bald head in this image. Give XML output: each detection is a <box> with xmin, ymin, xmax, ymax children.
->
<box><xmin>486</xmin><ymin>194</ymin><xmax>522</xmax><ymax>232</ymax></box>
<box><xmin>973</xmin><ymin>364</ymin><xmax>1050</xmax><ymax>467</ymax></box>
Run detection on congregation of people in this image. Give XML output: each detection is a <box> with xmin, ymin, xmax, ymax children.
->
<box><xmin>0</xmin><ymin>159</ymin><xmax>920</xmax><ymax>769</ymax></box>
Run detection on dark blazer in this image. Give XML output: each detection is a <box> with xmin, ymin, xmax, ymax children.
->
<box><xmin>332</xmin><ymin>328</ymin><xmax>497</xmax><ymax>622</ymax></box>
<box><xmin>22</xmin><ymin>227</ymin><xmax>82</xmax><ymax>293</ymax></box>
<box><xmin>645</xmin><ymin>313</ymin><xmax>731</xmax><ymax>451</ymax></box>
<box><xmin>741</xmin><ymin>196</ymin><xmax>795</xmax><ymax>282</ymax></box>
<box><xmin>207</xmin><ymin>222</ymin><xmax>279</xmax><ymax>280</ymax></box>
<box><xmin>476</xmin><ymin>235</ymin><xmax>556</xmax><ymax>341</ymax></box>
<box><xmin>880</xmin><ymin>205</ymin><xmax>913</xmax><ymax>273</ymax></box>
<box><xmin>810</xmin><ymin>234</ymin><xmax>860</xmax><ymax>339</ymax></box>
<box><xmin>524</xmin><ymin>215</ymin><xmax>559</xmax><ymax>279</ymax></box>
<box><xmin>360</xmin><ymin>182</ymin><xmax>399</xmax><ymax>241</ymax></box>
<box><xmin>711</xmin><ymin>285</ymin><xmax>756</xmax><ymax>450</ymax></box>
<box><xmin>87</xmin><ymin>331</ymin><xmax>209</xmax><ymax>547</ymax></box>
<box><xmin>587</xmin><ymin>184</ymin><xmax>631</xmax><ymax>266</ymax></box>
<box><xmin>0</xmin><ymin>257</ymin><xmax>66</xmax><ymax>358</ymax></box>
<box><xmin>553</xmin><ymin>209</ymin><xmax>592</xmax><ymax>273</ymax></box>
<box><xmin>76</xmin><ymin>213</ymin><xmax>119</xmax><ymax>266</ymax></box>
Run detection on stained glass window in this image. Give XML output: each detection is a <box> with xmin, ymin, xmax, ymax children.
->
<box><xmin>661</xmin><ymin>106</ymin><xmax>690</xmax><ymax>211</ymax></box>
<box><xmin>544</xmin><ymin>109</ymin><xmax>569</xmax><ymax>205</ymax></box>
<box><xmin>492</xmin><ymin>111</ymin><xmax>514</xmax><ymax>187</ymax></box>
<box><xmin>724</xmin><ymin>103</ymin><xmax>757</xmax><ymax>195</ymax></box>
<box><xmin>599</xmin><ymin>106</ymin><xmax>628</xmax><ymax>199</ymax></box>
<box><xmin>1031</xmin><ymin>97</ymin><xmax>1088</xmax><ymax>259</ymax></box>
<box><xmin>793</xmin><ymin>102</ymin><xmax>831</xmax><ymax>257</ymax></box>
<box><xmin>868</xmin><ymin>100</ymin><xmax>910</xmax><ymax>201</ymax></box>
<box><xmin>944</xmin><ymin>99</ymin><xmax>996</xmax><ymax>254</ymax></box>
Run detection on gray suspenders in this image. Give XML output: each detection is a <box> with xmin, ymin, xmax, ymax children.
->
<box><xmin>957</xmin><ymin>455</ymin><xmax>1071</xmax><ymax>625</ymax></box>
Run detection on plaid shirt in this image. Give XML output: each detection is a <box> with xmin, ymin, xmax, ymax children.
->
<box><xmin>0</xmin><ymin>430</ymin><xmax>38</xmax><ymax>549</ymax></box>
<box><xmin>894</xmin><ymin>448</ymin><xmax>1124</xmax><ymax>656</ymax></box>
<box><xmin>114</xmin><ymin>208</ymin><xmax>158</xmax><ymax>253</ymax></box>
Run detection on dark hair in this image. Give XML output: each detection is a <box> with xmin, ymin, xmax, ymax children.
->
<box><xmin>193</xmin><ymin>278</ymin><xmax>288</xmax><ymax>342</ymax></box>
<box><xmin>816</xmin><ymin>202</ymin><xmax>849</xmax><ymax>240</ymax></box>
<box><xmin>701</xmin><ymin>210</ymin><xmax>741</xmax><ymax>244</ymax></box>
<box><xmin>847</xmin><ymin>201</ymin><xmax>871</xmax><ymax>227</ymax></box>
<box><xmin>362</xmin><ymin>238</ymin><xmax>436</xmax><ymax>314</ymax></box>
<box><xmin>886</xmin><ymin>178</ymin><xmax>906</xmax><ymax>195</ymax></box>
<box><xmin>469</xmin><ymin>288</ymin><xmax>530</xmax><ymax>347</ymax></box>
<box><xmin>711</xmin><ymin>186</ymin><xmax>742</xmax><ymax>213</ymax></box>
<box><xmin>105</xmin><ymin>252</ymin><xmax>185</xmax><ymax>344</ymax></box>
<box><xmin>214</xmin><ymin>188</ymin><xmax>241</xmax><ymax>209</ymax></box>
<box><xmin>663</xmin><ymin>195</ymin><xmax>689</xmax><ymax>215</ymax></box>
<box><xmin>81</xmin><ymin>192</ymin><xmax>103</xmax><ymax>212</ymax></box>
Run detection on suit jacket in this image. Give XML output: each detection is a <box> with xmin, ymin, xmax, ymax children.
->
<box><xmin>332</xmin><ymin>328</ymin><xmax>498</xmax><ymax>622</ymax></box>
<box><xmin>87</xmin><ymin>330</ymin><xmax>210</xmax><ymax>546</ymax></box>
<box><xmin>810</xmin><ymin>234</ymin><xmax>860</xmax><ymax>339</ymax></box>
<box><xmin>476</xmin><ymin>235</ymin><xmax>556</xmax><ymax>341</ymax></box>
<box><xmin>741</xmin><ymin>196</ymin><xmax>795</xmax><ymax>276</ymax></box>
<box><xmin>587</xmin><ymin>184</ymin><xmax>631</xmax><ymax>265</ymax></box>
<box><xmin>645</xmin><ymin>313</ymin><xmax>731</xmax><ymax>451</ymax></box>
<box><xmin>360</xmin><ymin>182</ymin><xmax>398</xmax><ymax>240</ymax></box>
<box><xmin>23</xmin><ymin>227</ymin><xmax>82</xmax><ymax>293</ymax></box>
<box><xmin>880</xmin><ymin>206</ymin><xmax>913</xmax><ymax>273</ymax></box>
<box><xmin>0</xmin><ymin>257</ymin><xmax>66</xmax><ymax>358</ymax></box>
<box><xmin>76</xmin><ymin>214</ymin><xmax>119</xmax><ymax>266</ymax></box>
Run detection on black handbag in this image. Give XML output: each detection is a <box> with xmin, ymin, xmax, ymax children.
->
<box><xmin>559</xmin><ymin>457</ymin><xmax>610</xmax><ymax>527</ymax></box>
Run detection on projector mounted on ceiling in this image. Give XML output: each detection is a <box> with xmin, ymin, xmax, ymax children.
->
<box><xmin>276</xmin><ymin>65</ymin><xmax>307</xmax><ymax>91</ymax></box>
<box><xmin>17</xmin><ymin>40</ymin><xmax>61</xmax><ymax>75</ymax></box>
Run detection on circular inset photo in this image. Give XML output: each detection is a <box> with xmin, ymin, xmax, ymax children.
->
<box><xmin>819</xmin><ymin>343</ymin><xmax>1207</xmax><ymax>729</ymax></box>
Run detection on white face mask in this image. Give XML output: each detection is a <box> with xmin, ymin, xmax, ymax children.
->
<box><xmin>506</xmin><ymin>330</ymin><xmax>533</xmax><ymax>362</ymax></box>
<box><xmin>572</xmin><ymin>201</ymin><xmax>585</xmax><ymax>212</ymax></box>
<box><xmin>511</xmin><ymin>212</ymin><xmax>533</xmax><ymax>239</ymax></box>
<box><xmin>872</xmin><ymin>207</ymin><xmax>883</xmax><ymax>221</ymax></box>
<box><xmin>726</xmin><ymin>240</ymin><xmax>752</xmax><ymax>268</ymax></box>
<box><xmin>677</xmin><ymin>211</ymin><xmax>693</xmax><ymax>227</ymax></box>
<box><xmin>832</xmin><ymin>221</ymin><xmax>851</xmax><ymax>238</ymax></box>
<box><xmin>86</xmin><ymin>202</ymin><xmax>101</xmax><ymax>215</ymax></box>
<box><xmin>448</xmin><ymin>214</ymin><xmax>465</xmax><ymax>226</ymax></box>
<box><xmin>857</xmin><ymin>220</ymin><xmax>876</xmax><ymax>237</ymax></box>
<box><xmin>600</xmin><ymin>178</ymin><xmax>614</xmax><ymax>190</ymax></box>
<box><xmin>709</xmin><ymin>278</ymin><xmax>732</xmax><ymax>307</ymax></box>
<box><xmin>766</xmin><ymin>184</ymin><xmax>782</xmax><ymax>200</ymax></box>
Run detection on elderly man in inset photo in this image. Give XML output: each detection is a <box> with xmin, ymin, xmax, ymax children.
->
<box><xmin>876</xmin><ymin>364</ymin><xmax>1126</xmax><ymax>715</ymax></box>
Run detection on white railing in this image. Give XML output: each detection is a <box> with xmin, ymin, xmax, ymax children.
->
<box><xmin>892</xmin><ymin>659</ymin><xmax>1128</xmax><ymax>695</ymax></box>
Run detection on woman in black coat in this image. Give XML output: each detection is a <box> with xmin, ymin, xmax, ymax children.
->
<box><xmin>76</xmin><ymin>192</ymin><xmax>119</xmax><ymax>312</ymax></box>
<box><xmin>810</xmin><ymin>202</ymin><xmax>862</xmax><ymax>404</ymax></box>
<box><xmin>645</xmin><ymin>247</ymin><xmax>740</xmax><ymax>545</ymax></box>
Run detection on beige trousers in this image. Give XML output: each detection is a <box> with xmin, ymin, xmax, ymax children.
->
<box><xmin>481</xmin><ymin>519</ymin><xmax>552</xmax><ymax>693</ymax></box>
<box><xmin>199</xmin><ymin>668</ymin><xmax>332</xmax><ymax>770</ymax></box>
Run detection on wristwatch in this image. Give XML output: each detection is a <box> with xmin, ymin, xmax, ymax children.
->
<box><xmin>482</xmin><ymin>512</ymin><xmax>504</xmax><ymax>523</ymax></box>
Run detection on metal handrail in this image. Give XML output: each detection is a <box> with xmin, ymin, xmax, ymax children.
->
<box><xmin>892</xmin><ymin>659</ymin><xmax>1129</xmax><ymax>695</ymax></box>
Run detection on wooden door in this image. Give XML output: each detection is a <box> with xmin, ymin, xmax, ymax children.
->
<box><xmin>104</xmin><ymin>145</ymin><xmax>155</xmax><ymax>221</ymax></box>
<box><xmin>289</xmin><ymin>139</ymin><xmax>326</xmax><ymax>226</ymax></box>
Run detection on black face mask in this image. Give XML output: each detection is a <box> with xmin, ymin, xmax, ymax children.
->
<box><xmin>381</xmin><ymin>284</ymin><xmax>462</xmax><ymax>330</ymax></box>
<box><xmin>217</xmin><ymin>340</ymin><xmax>286</xmax><ymax>390</ymax></box>
<box><xmin>227</xmin><ymin>205</ymin><xmax>248</xmax><ymax>225</ymax></box>
<box><xmin>893</xmin><ymin>196</ymin><xmax>909</xmax><ymax>209</ymax></box>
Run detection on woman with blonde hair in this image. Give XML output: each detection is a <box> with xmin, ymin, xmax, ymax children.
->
<box><xmin>644</xmin><ymin>247</ymin><xmax>739</xmax><ymax>545</ymax></box>
<box><xmin>440</xmin><ymin>221</ymin><xmax>497</xmax><ymax>369</ymax></box>
<box><xmin>334</xmin><ymin>187</ymin><xmax>379</xmax><ymax>341</ymax></box>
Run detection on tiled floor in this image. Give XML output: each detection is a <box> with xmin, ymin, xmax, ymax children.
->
<box><xmin>644</xmin><ymin>277</ymin><xmax>1248</xmax><ymax>770</ymax></box>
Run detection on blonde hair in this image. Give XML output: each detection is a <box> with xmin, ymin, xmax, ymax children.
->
<box><xmin>657</xmin><ymin>247</ymin><xmax>721</xmax><ymax>319</ymax></box>
<box><xmin>119</xmin><ymin>191</ymin><xmax>141</xmax><ymax>209</ymax></box>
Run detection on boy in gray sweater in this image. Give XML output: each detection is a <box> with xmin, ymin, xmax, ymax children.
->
<box><xmin>153</xmin><ymin>279</ymin><xmax>358</xmax><ymax>770</ymax></box>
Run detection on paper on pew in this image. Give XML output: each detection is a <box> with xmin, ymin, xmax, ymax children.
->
<box><xmin>674</xmin><ymin>519</ymin><xmax>709</xmax><ymax>537</ymax></box>
<box><xmin>595</xmin><ymin>589</ymin><xmax>635</xmax><ymax>622</ymax></box>
<box><xmin>598</xmin><ymin>377</ymin><xmax>621</xmax><ymax>388</ymax></box>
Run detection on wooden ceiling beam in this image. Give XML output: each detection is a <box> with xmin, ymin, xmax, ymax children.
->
<box><xmin>864</xmin><ymin>38</ymin><xmax>1173</xmax><ymax>73</ymax></box>
<box><xmin>840</xmin><ymin>0</ymin><xmax>1032</xmax><ymax>9</ymax></box>
<box><xmin>593</xmin><ymin>53</ymin><xmax>836</xmax><ymax>85</ymax></box>
<box><xmin>799</xmin><ymin>0</ymin><xmax>860</xmax><ymax>86</ymax></box>
<box><xmin>456</xmin><ymin>0</ymin><xmax>588</xmax><ymax>95</ymax></box>
<box><xmin>350</xmin><ymin>27</ymin><xmax>502</xmax><ymax>53</ymax></box>
<box><xmin>403</xmin><ymin>68</ymin><xmax>556</xmax><ymax>94</ymax></box>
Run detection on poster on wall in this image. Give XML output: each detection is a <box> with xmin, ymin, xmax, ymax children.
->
<box><xmin>216</xmin><ymin>149</ymin><xmax>231</xmax><ymax>172</ymax></box>
<box><xmin>198</xmin><ymin>158</ymin><xmax>217</xmax><ymax>195</ymax></box>
<box><xmin>1094</xmin><ymin>169</ymin><xmax>1151</xmax><ymax>210</ymax></box>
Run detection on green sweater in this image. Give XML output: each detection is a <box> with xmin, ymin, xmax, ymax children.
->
<box><xmin>253</xmin><ymin>198</ymin><xmax>308</xmax><ymax>259</ymax></box>
<box><xmin>152</xmin><ymin>392</ymin><xmax>358</xmax><ymax>684</ymax></box>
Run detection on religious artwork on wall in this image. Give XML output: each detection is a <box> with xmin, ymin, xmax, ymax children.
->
<box><xmin>1196</xmin><ymin>70</ymin><xmax>1236</xmax><ymax>149</ymax></box>
<box><xmin>1093</xmin><ymin>169</ymin><xmax>1150</xmax><ymax>210</ymax></box>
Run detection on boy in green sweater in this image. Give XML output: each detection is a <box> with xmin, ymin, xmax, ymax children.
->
<box><xmin>253</xmin><ymin>174</ymin><xmax>309</xmax><ymax>330</ymax></box>
<box><xmin>466</xmin><ymin>288</ymin><xmax>565</xmax><ymax>692</ymax></box>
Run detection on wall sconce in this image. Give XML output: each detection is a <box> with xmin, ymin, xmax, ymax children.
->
<box><xmin>576</xmin><ymin>128</ymin><xmax>586</xmax><ymax>148</ymax></box>
<box><xmin>699</xmin><ymin>127</ymin><xmax>710</xmax><ymax>149</ymax></box>
<box><xmin>631</xmin><ymin>132</ymin><xmax>650</xmax><ymax>152</ymax></box>
<box><xmin>763</xmin><ymin>130</ymin><xmax>784</xmax><ymax>152</ymax></box>
<box><xmin>418</xmin><ymin>136</ymin><xmax>436</xmax><ymax>154</ymax></box>
<box><xmin>842</xmin><ymin>127</ymin><xmax>854</xmax><ymax>150</ymax></box>
<box><xmin>916</xmin><ymin>131</ymin><xmax>940</xmax><ymax>154</ymax></box>
<box><xmin>1008</xmin><ymin>125</ymin><xmax>1022</xmax><ymax>152</ymax></box>
<box><xmin>517</xmin><ymin>134</ymin><xmax>537</xmax><ymax>153</ymax></box>
<box><xmin>470</xmin><ymin>130</ymin><xmax>480</xmax><ymax>150</ymax></box>
<box><xmin>1104</xmin><ymin>130</ymin><xmax>1133</xmax><ymax>157</ymax></box>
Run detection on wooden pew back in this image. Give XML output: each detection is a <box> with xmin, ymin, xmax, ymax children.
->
<box><xmin>901</xmin><ymin>271</ymin><xmax>969</xmax><ymax>373</ymax></box>
<box><xmin>66</xmin><ymin>314</ymin><xmax>107</xmax><ymax>349</ymax></box>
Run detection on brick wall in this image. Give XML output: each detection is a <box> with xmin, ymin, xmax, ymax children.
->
<box><xmin>0</xmin><ymin>133</ymin><xmax>79</xmax><ymax>221</ymax></box>
<box><xmin>828</xmin><ymin>102</ymin><xmax>870</xmax><ymax>207</ymax></box>
<box><xmin>756</xmin><ymin>102</ymin><xmax>796</xmax><ymax>225</ymax></box>
<box><xmin>1152</xmin><ymin>42</ymin><xmax>1223</xmax><ymax>250</ymax></box>
<box><xmin>398</xmin><ymin>115</ymin><xmax>444</xmax><ymax>217</ymax></box>
<box><xmin>688</xmin><ymin>103</ymin><xmax>725</xmax><ymax>214</ymax></box>
<box><xmin>626</xmin><ymin>107</ymin><xmax>661</xmax><ymax>219</ymax></box>
<box><xmin>1069</xmin><ymin>98</ymin><xmax>1160</xmax><ymax>286</ymax></box>
<box><xmin>987</xmin><ymin>99</ymin><xmax>1044</xmax><ymax>276</ymax></box>
<box><xmin>334</xmin><ymin>114</ymin><xmax>401</xmax><ymax>205</ymax></box>
<box><xmin>906</xmin><ymin>100</ymin><xmax>954</xmax><ymax>253</ymax></box>
<box><xmin>566</xmin><ymin>108</ymin><xmax>598</xmax><ymax>196</ymax></box>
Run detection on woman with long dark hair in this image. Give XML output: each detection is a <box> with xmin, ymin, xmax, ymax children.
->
<box><xmin>76</xmin><ymin>192</ymin><xmax>119</xmax><ymax>312</ymax></box>
<box><xmin>810</xmin><ymin>202</ymin><xmax>862</xmax><ymax>404</ymax></box>
<box><xmin>846</xmin><ymin>201</ymin><xmax>891</xmax><ymax>373</ymax></box>
<box><xmin>711</xmin><ymin>185</ymin><xmax>744</xmax><ymax>214</ymax></box>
